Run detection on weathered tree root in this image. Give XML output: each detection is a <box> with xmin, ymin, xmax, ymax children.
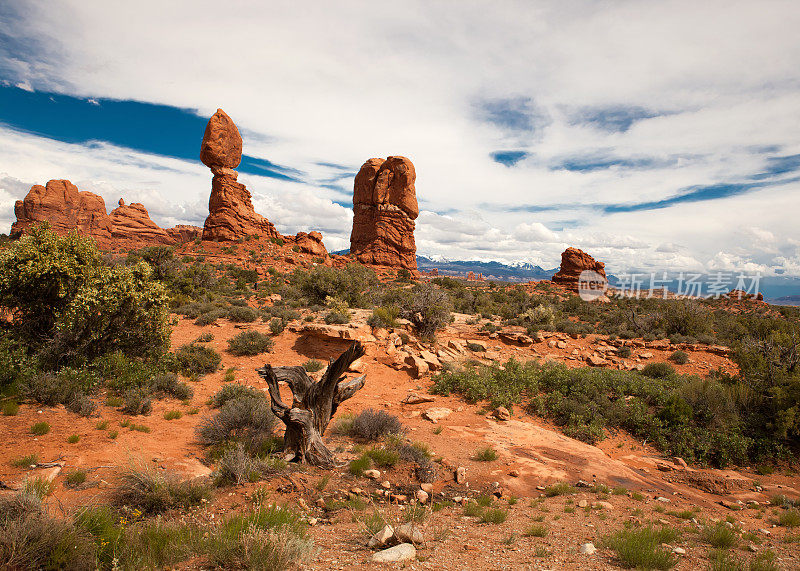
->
<box><xmin>256</xmin><ymin>341</ymin><xmax>366</xmax><ymax>467</ymax></box>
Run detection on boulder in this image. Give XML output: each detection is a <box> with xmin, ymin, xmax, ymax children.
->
<box><xmin>293</xmin><ymin>231</ymin><xmax>328</xmax><ymax>257</ymax></box>
<box><xmin>372</xmin><ymin>543</ymin><xmax>416</xmax><ymax>563</ymax></box>
<box><xmin>200</xmin><ymin>108</ymin><xmax>242</xmax><ymax>169</ymax></box>
<box><xmin>552</xmin><ymin>247</ymin><xmax>606</xmax><ymax>292</ymax></box>
<box><xmin>350</xmin><ymin>156</ymin><xmax>419</xmax><ymax>270</ymax></box>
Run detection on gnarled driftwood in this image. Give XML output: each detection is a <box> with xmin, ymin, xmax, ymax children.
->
<box><xmin>256</xmin><ymin>341</ymin><xmax>366</xmax><ymax>467</ymax></box>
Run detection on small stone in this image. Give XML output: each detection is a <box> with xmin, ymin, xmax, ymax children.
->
<box><xmin>578</xmin><ymin>499</ymin><xmax>589</xmax><ymax>508</ymax></box>
<box><xmin>746</xmin><ymin>544</ymin><xmax>758</xmax><ymax>552</ymax></box>
<box><xmin>415</xmin><ymin>489</ymin><xmax>429</xmax><ymax>503</ymax></box>
<box><xmin>576</xmin><ymin>480</ymin><xmax>590</xmax><ymax>488</ymax></box>
<box><xmin>508</xmin><ymin>469</ymin><xmax>520</xmax><ymax>478</ymax></box>
<box><xmin>455</xmin><ymin>466</ymin><xmax>466</xmax><ymax>484</ymax></box>
<box><xmin>364</xmin><ymin>469</ymin><xmax>381</xmax><ymax>479</ymax></box>
<box><xmin>536</xmin><ymin>486</ymin><xmax>546</xmax><ymax>491</ymax></box>
<box><xmin>381</xmin><ymin>481</ymin><xmax>392</xmax><ymax>489</ymax></box>
<box><xmin>420</xmin><ymin>483</ymin><xmax>433</xmax><ymax>493</ymax></box>
<box><xmin>656</xmin><ymin>462</ymin><xmax>673</xmax><ymax>472</ymax></box>
<box><xmin>759</xmin><ymin>529</ymin><xmax>771</xmax><ymax>535</ymax></box>
<box><xmin>395</xmin><ymin>523</ymin><xmax>424</xmax><ymax>544</ymax></box>
<box><xmin>422</xmin><ymin>407</ymin><xmax>452</xmax><ymax>423</ymax></box>
<box><xmin>308</xmin><ymin>517</ymin><xmax>318</xmax><ymax>526</ymax></box>
<box><xmin>656</xmin><ymin>496</ymin><xmax>671</xmax><ymax>503</ymax></box>
<box><xmin>372</xmin><ymin>543</ymin><xmax>416</xmax><ymax>563</ymax></box>
<box><xmin>673</xmin><ymin>457</ymin><xmax>688</xmax><ymax>468</ymax></box>
<box><xmin>673</xmin><ymin>547</ymin><xmax>686</xmax><ymax>555</ymax></box>
<box><xmin>579</xmin><ymin>542</ymin><xmax>596</xmax><ymax>555</ymax></box>
<box><xmin>368</xmin><ymin>525</ymin><xmax>395</xmax><ymax>548</ymax></box>
<box><xmin>401</xmin><ymin>392</ymin><xmax>435</xmax><ymax>405</ymax></box>
<box><xmin>595</xmin><ymin>501</ymin><xmax>613</xmax><ymax>510</ymax></box>
<box><xmin>390</xmin><ymin>494</ymin><xmax>407</xmax><ymax>504</ymax></box>
<box><xmin>453</xmin><ymin>496</ymin><xmax>463</xmax><ymax>503</ymax></box>
<box><xmin>492</xmin><ymin>406</ymin><xmax>511</xmax><ymax>421</ymax></box>
<box><xmin>315</xmin><ymin>498</ymin><xmax>326</xmax><ymax>508</ymax></box>
<box><xmin>350</xmin><ymin>487</ymin><xmax>363</xmax><ymax>495</ymax></box>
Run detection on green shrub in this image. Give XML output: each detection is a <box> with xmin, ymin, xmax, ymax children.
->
<box><xmin>779</xmin><ymin>509</ymin><xmax>800</xmax><ymax>527</ymax></box>
<box><xmin>2</xmin><ymin>400</ymin><xmax>19</xmax><ymax>416</ymax></box>
<box><xmin>481</xmin><ymin>508</ymin><xmax>508</xmax><ymax>524</ymax></box>
<box><xmin>669</xmin><ymin>350</ymin><xmax>689</xmax><ymax>365</ymax></box>
<box><xmin>227</xmin><ymin>331</ymin><xmax>274</xmax><ymax>356</ymax></box>
<box><xmin>349</xmin><ymin>409</ymin><xmax>403</xmax><ymax>441</ymax></box>
<box><xmin>195</xmin><ymin>332</ymin><xmax>214</xmax><ymax>343</ymax></box>
<box><xmin>164</xmin><ymin>410</ymin><xmax>182</xmax><ymax>421</ymax></box>
<box><xmin>290</xmin><ymin>263</ymin><xmax>378</xmax><ymax>307</ymax></box>
<box><xmin>641</xmin><ymin>362</ymin><xmax>676</xmax><ymax>379</ymax></box>
<box><xmin>174</xmin><ymin>344</ymin><xmax>221</xmax><ymax>376</ymax></box>
<box><xmin>114</xmin><ymin>467</ymin><xmax>209</xmax><ymax>514</ymax></box>
<box><xmin>197</xmin><ymin>395</ymin><xmax>276</xmax><ymax>452</ymax></box>
<box><xmin>122</xmin><ymin>388</ymin><xmax>152</xmax><ymax>416</ymax></box>
<box><xmin>268</xmin><ymin>318</ymin><xmax>285</xmax><ymax>335</ymax></box>
<box><xmin>67</xmin><ymin>434</ymin><xmax>80</xmax><ymax>444</ymax></box>
<box><xmin>524</xmin><ymin>524</ymin><xmax>548</xmax><ymax>537</ymax></box>
<box><xmin>10</xmin><ymin>454</ymin><xmax>38</xmax><ymax>469</ymax></box>
<box><xmin>367</xmin><ymin>306</ymin><xmax>400</xmax><ymax>329</ymax></box>
<box><xmin>227</xmin><ymin>306</ymin><xmax>259</xmax><ymax>323</ymax></box>
<box><xmin>601</xmin><ymin>526</ymin><xmax>678</xmax><ymax>570</ymax></box>
<box><xmin>399</xmin><ymin>283</ymin><xmax>452</xmax><ymax>338</ymax></box>
<box><xmin>30</xmin><ymin>422</ymin><xmax>50</xmax><ymax>435</ymax></box>
<box><xmin>210</xmin><ymin>384</ymin><xmax>264</xmax><ymax>408</ymax></box>
<box><xmin>473</xmin><ymin>446</ymin><xmax>497</xmax><ymax>461</ymax></box>
<box><xmin>302</xmin><ymin>359</ymin><xmax>324</xmax><ymax>373</ymax></box>
<box><xmin>64</xmin><ymin>470</ymin><xmax>87</xmax><ymax>488</ymax></box>
<box><xmin>544</xmin><ymin>482</ymin><xmax>576</xmax><ymax>497</ymax></box>
<box><xmin>466</xmin><ymin>342</ymin><xmax>486</xmax><ymax>352</ymax></box>
<box><xmin>0</xmin><ymin>225</ymin><xmax>170</xmax><ymax>368</ymax></box>
<box><xmin>701</xmin><ymin>522</ymin><xmax>738</xmax><ymax>548</ymax></box>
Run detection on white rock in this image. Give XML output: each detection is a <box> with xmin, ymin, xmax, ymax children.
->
<box><xmin>579</xmin><ymin>542</ymin><xmax>597</xmax><ymax>555</ymax></box>
<box><xmin>364</xmin><ymin>469</ymin><xmax>381</xmax><ymax>479</ymax></box>
<box><xmin>395</xmin><ymin>523</ymin><xmax>424</xmax><ymax>544</ymax></box>
<box><xmin>415</xmin><ymin>489</ymin><xmax>429</xmax><ymax>503</ymax></box>
<box><xmin>578</xmin><ymin>499</ymin><xmax>589</xmax><ymax>508</ymax></box>
<box><xmin>673</xmin><ymin>547</ymin><xmax>686</xmax><ymax>555</ymax></box>
<box><xmin>372</xmin><ymin>543</ymin><xmax>416</xmax><ymax>563</ymax></box>
<box><xmin>422</xmin><ymin>407</ymin><xmax>452</xmax><ymax>423</ymax></box>
<box><xmin>368</xmin><ymin>525</ymin><xmax>395</xmax><ymax>548</ymax></box>
<box><xmin>455</xmin><ymin>466</ymin><xmax>466</xmax><ymax>484</ymax></box>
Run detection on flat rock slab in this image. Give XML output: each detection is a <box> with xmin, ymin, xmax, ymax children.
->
<box><xmin>422</xmin><ymin>407</ymin><xmax>452</xmax><ymax>423</ymax></box>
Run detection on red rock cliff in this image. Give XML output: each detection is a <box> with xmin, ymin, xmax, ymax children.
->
<box><xmin>350</xmin><ymin>156</ymin><xmax>419</xmax><ymax>270</ymax></box>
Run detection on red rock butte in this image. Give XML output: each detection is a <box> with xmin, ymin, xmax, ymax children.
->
<box><xmin>200</xmin><ymin>108</ymin><xmax>281</xmax><ymax>242</ymax></box>
<box><xmin>551</xmin><ymin>247</ymin><xmax>607</xmax><ymax>291</ymax></box>
<box><xmin>350</xmin><ymin>156</ymin><xmax>419</xmax><ymax>271</ymax></box>
<box><xmin>11</xmin><ymin>180</ymin><xmax>200</xmax><ymax>247</ymax></box>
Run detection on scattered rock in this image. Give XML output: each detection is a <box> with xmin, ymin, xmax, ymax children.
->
<box><xmin>578</xmin><ymin>499</ymin><xmax>589</xmax><ymax>508</ymax></box>
<box><xmin>492</xmin><ymin>406</ymin><xmax>511</xmax><ymax>421</ymax></box>
<box><xmin>395</xmin><ymin>523</ymin><xmax>424</xmax><ymax>544</ymax></box>
<box><xmin>673</xmin><ymin>547</ymin><xmax>686</xmax><ymax>555</ymax></box>
<box><xmin>368</xmin><ymin>525</ymin><xmax>395</xmax><ymax>548</ymax></box>
<box><xmin>422</xmin><ymin>407</ymin><xmax>452</xmax><ymax>423</ymax></box>
<box><xmin>372</xmin><ymin>543</ymin><xmax>416</xmax><ymax>563</ymax></box>
<box><xmin>420</xmin><ymin>483</ymin><xmax>433</xmax><ymax>493</ymax></box>
<box><xmin>656</xmin><ymin>497</ymin><xmax>671</xmax><ymax>503</ymax></box>
<box><xmin>402</xmin><ymin>392</ymin><xmax>435</xmax><ymax>405</ymax></box>
<box><xmin>579</xmin><ymin>542</ymin><xmax>597</xmax><ymax>555</ymax></box>
<box><xmin>455</xmin><ymin>466</ymin><xmax>466</xmax><ymax>484</ymax></box>
<box><xmin>415</xmin><ymin>489</ymin><xmax>429</xmax><ymax>503</ymax></box>
<box><xmin>364</xmin><ymin>469</ymin><xmax>381</xmax><ymax>480</ymax></box>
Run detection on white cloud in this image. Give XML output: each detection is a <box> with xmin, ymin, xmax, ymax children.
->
<box><xmin>1</xmin><ymin>0</ymin><xmax>799</xmax><ymax>274</ymax></box>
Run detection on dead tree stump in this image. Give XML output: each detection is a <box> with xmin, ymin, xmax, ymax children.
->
<box><xmin>256</xmin><ymin>341</ymin><xmax>366</xmax><ymax>467</ymax></box>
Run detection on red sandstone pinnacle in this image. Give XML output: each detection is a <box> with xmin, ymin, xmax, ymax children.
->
<box><xmin>109</xmin><ymin>200</ymin><xmax>174</xmax><ymax>244</ymax></box>
<box><xmin>294</xmin><ymin>231</ymin><xmax>328</xmax><ymax>257</ymax></box>
<box><xmin>200</xmin><ymin>109</ymin><xmax>243</xmax><ymax>169</ymax></box>
<box><xmin>552</xmin><ymin>247</ymin><xmax>606</xmax><ymax>291</ymax></box>
<box><xmin>350</xmin><ymin>156</ymin><xmax>419</xmax><ymax>270</ymax></box>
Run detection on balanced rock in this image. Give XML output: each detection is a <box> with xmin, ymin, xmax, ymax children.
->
<box><xmin>12</xmin><ymin>180</ymin><xmax>113</xmax><ymax>245</ymax></box>
<box><xmin>293</xmin><ymin>231</ymin><xmax>328</xmax><ymax>257</ymax></box>
<box><xmin>350</xmin><ymin>156</ymin><xmax>419</xmax><ymax>270</ymax></box>
<box><xmin>200</xmin><ymin>109</ymin><xmax>280</xmax><ymax>242</ymax></box>
<box><xmin>200</xmin><ymin>109</ymin><xmax>243</xmax><ymax>169</ymax></box>
<box><xmin>552</xmin><ymin>247</ymin><xmax>606</xmax><ymax>292</ymax></box>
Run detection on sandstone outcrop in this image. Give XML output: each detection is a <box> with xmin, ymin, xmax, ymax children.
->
<box><xmin>200</xmin><ymin>109</ymin><xmax>280</xmax><ymax>242</ymax></box>
<box><xmin>110</xmin><ymin>199</ymin><xmax>173</xmax><ymax>244</ymax></box>
<box><xmin>350</xmin><ymin>156</ymin><xmax>418</xmax><ymax>270</ymax></box>
<box><xmin>12</xmin><ymin>181</ymin><xmax>200</xmax><ymax>246</ymax></box>
<box><xmin>12</xmin><ymin>179</ymin><xmax>113</xmax><ymax>245</ymax></box>
<box><xmin>552</xmin><ymin>247</ymin><xmax>606</xmax><ymax>291</ymax></box>
<box><xmin>293</xmin><ymin>231</ymin><xmax>327</xmax><ymax>257</ymax></box>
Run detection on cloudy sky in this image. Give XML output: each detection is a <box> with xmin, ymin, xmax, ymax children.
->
<box><xmin>1</xmin><ymin>0</ymin><xmax>799</xmax><ymax>276</ymax></box>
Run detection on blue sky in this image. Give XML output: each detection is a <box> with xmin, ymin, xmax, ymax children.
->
<box><xmin>1</xmin><ymin>0</ymin><xmax>800</xmax><ymax>276</ymax></box>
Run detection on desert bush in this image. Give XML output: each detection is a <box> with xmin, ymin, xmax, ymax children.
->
<box><xmin>210</xmin><ymin>384</ymin><xmax>264</xmax><ymax>408</ymax></box>
<box><xmin>473</xmin><ymin>446</ymin><xmax>497</xmax><ymax>461</ymax></box>
<box><xmin>30</xmin><ymin>421</ymin><xmax>50</xmax><ymax>435</ymax></box>
<box><xmin>152</xmin><ymin>373</ymin><xmax>193</xmax><ymax>400</ymax></box>
<box><xmin>349</xmin><ymin>409</ymin><xmax>403</xmax><ymax>441</ymax></box>
<box><xmin>122</xmin><ymin>388</ymin><xmax>152</xmax><ymax>415</ymax></box>
<box><xmin>290</xmin><ymin>263</ymin><xmax>378</xmax><ymax>307</ymax></box>
<box><xmin>174</xmin><ymin>343</ymin><xmax>221</xmax><ymax>376</ymax></box>
<box><xmin>367</xmin><ymin>306</ymin><xmax>400</xmax><ymax>329</ymax></box>
<box><xmin>302</xmin><ymin>359</ymin><xmax>324</xmax><ymax>373</ymax></box>
<box><xmin>269</xmin><ymin>318</ymin><xmax>285</xmax><ymax>335</ymax></box>
<box><xmin>227</xmin><ymin>305</ymin><xmax>259</xmax><ymax>323</ymax></box>
<box><xmin>398</xmin><ymin>283</ymin><xmax>453</xmax><ymax>338</ymax></box>
<box><xmin>195</xmin><ymin>308</ymin><xmax>228</xmax><ymax>326</ymax></box>
<box><xmin>0</xmin><ymin>225</ymin><xmax>170</xmax><ymax>368</ymax></box>
<box><xmin>324</xmin><ymin>311</ymin><xmax>350</xmax><ymax>324</ymax></box>
<box><xmin>195</xmin><ymin>332</ymin><xmax>214</xmax><ymax>343</ymax></box>
<box><xmin>64</xmin><ymin>470</ymin><xmax>88</xmax><ymax>489</ymax></box>
<box><xmin>601</xmin><ymin>526</ymin><xmax>678</xmax><ymax>570</ymax></box>
<box><xmin>1</xmin><ymin>400</ymin><xmax>19</xmax><ymax>416</ymax></box>
<box><xmin>216</xmin><ymin>443</ymin><xmax>285</xmax><ymax>486</ymax></box>
<box><xmin>779</xmin><ymin>509</ymin><xmax>800</xmax><ymax>527</ymax></box>
<box><xmin>227</xmin><ymin>331</ymin><xmax>274</xmax><ymax>356</ymax></box>
<box><xmin>641</xmin><ymin>362</ymin><xmax>676</xmax><ymax>379</ymax></box>
<box><xmin>701</xmin><ymin>522</ymin><xmax>739</xmax><ymax>548</ymax></box>
<box><xmin>669</xmin><ymin>350</ymin><xmax>689</xmax><ymax>365</ymax></box>
<box><xmin>481</xmin><ymin>508</ymin><xmax>508</xmax><ymax>524</ymax></box>
<box><xmin>115</xmin><ymin>467</ymin><xmax>209</xmax><ymax>514</ymax></box>
<box><xmin>65</xmin><ymin>393</ymin><xmax>96</xmax><ymax>417</ymax></box>
<box><xmin>197</xmin><ymin>395</ymin><xmax>276</xmax><ymax>452</ymax></box>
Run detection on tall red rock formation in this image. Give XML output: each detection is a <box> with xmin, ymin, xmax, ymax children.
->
<box><xmin>350</xmin><ymin>156</ymin><xmax>419</xmax><ymax>270</ymax></box>
<box><xmin>293</xmin><ymin>231</ymin><xmax>328</xmax><ymax>257</ymax></box>
<box><xmin>552</xmin><ymin>247</ymin><xmax>606</xmax><ymax>291</ymax></box>
<box><xmin>12</xmin><ymin>179</ymin><xmax>113</xmax><ymax>246</ymax></box>
<box><xmin>11</xmin><ymin>181</ymin><xmax>200</xmax><ymax>247</ymax></box>
<box><xmin>200</xmin><ymin>109</ymin><xmax>280</xmax><ymax>241</ymax></box>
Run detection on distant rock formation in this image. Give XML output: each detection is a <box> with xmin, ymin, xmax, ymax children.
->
<box><xmin>200</xmin><ymin>109</ymin><xmax>280</xmax><ymax>242</ymax></box>
<box><xmin>12</xmin><ymin>179</ymin><xmax>114</xmax><ymax>245</ymax></box>
<box><xmin>552</xmin><ymin>247</ymin><xmax>606</xmax><ymax>291</ymax></box>
<box><xmin>11</xmin><ymin>180</ymin><xmax>200</xmax><ymax>247</ymax></box>
<box><xmin>293</xmin><ymin>231</ymin><xmax>328</xmax><ymax>257</ymax></box>
<box><xmin>350</xmin><ymin>156</ymin><xmax>419</xmax><ymax>270</ymax></box>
